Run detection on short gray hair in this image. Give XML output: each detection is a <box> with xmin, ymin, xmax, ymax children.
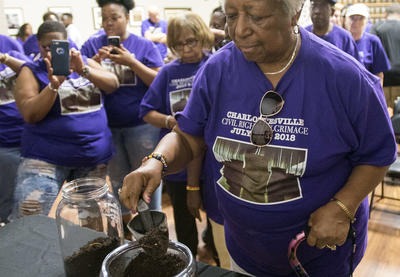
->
<box><xmin>220</xmin><ymin>0</ymin><xmax>306</xmax><ymax>17</ymax></box>
<box><xmin>281</xmin><ymin>0</ymin><xmax>306</xmax><ymax>17</ymax></box>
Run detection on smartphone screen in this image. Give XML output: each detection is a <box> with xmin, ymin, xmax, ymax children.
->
<box><xmin>51</xmin><ymin>40</ymin><xmax>70</xmax><ymax>76</ymax></box>
<box><xmin>108</xmin><ymin>36</ymin><xmax>120</xmax><ymax>54</ymax></box>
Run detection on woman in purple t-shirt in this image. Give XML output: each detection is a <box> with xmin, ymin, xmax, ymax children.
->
<box><xmin>10</xmin><ymin>21</ymin><xmax>119</xmax><ymax>219</ymax></box>
<box><xmin>120</xmin><ymin>0</ymin><xmax>396</xmax><ymax>276</ymax></box>
<box><xmin>139</xmin><ymin>12</ymin><xmax>227</xmax><ymax>263</ymax></box>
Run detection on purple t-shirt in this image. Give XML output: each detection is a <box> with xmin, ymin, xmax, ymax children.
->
<box><xmin>20</xmin><ymin>58</ymin><xmax>113</xmax><ymax>167</ymax></box>
<box><xmin>356</xmin><ymin>32</ymin><xmax>391</xmax><ymax>75</ymax></box>
<box><xmin>141</xmin><ymin>19</ymin><xmax>168</xmax><ymax>59</ymax></box>
<box><xmin>176</xmin><ymin>28</ymin><xmax>396</xmax><ymax>276</ymax></box>
<box><xmin>0</xmin><ymin>42</ymin><xmax>28</xmax><ymax>147</ymax></box>
<box><xmin>306</xmin><ymin>24</ymin><xmax>361</xmax><ymax>61</ymax></box>
<box><xmin>81</xmin><ymin>33</ymin><xmax>164</xmax><ymax>128</ymax></box>
<box><xmin>23</xmin><ymin>34</ymin><xmax>78</xmax><ymax>61</ymax></box>
<box><xmin>140</xmin><ymin>56</ymin><xmax>209</xmax><ymax>181</ymax></box>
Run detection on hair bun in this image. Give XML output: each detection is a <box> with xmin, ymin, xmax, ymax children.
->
<box><xmin>96</xmin><ymin>0</ymin><xmax>135</xmax><ymax>11</ymax></box>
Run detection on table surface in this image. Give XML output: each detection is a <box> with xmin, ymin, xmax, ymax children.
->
<box><xmin>0</xmin><ymin>215</ymin><xmax>246</xmax><ymax>277</ymax></box>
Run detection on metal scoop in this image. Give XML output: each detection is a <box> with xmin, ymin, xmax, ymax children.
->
<box><xmin>127</xmin><ymin>200</ymin><xmax>169</xmax><ymax>258</ymax></box>
<box><xmin>137</xmin><ymin>199</ymin><xmax>154</xmax><ymax>232</ymax></box>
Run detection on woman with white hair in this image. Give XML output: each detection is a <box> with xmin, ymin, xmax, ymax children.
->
<box><xmin>345</xmin><ymin>3</ymin><xmax>390</xmax><ymax>86</ymax></box>
<box><xmin>120</xmin><ymin>0</ymin><xmax>396</xmax><ymax>275</ymax></box>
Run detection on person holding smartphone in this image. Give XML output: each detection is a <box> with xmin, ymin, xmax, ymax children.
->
<box><xmin>80</xmin><ymin>0</ymin><xmax>164</xmax><ymax>229</ymax></box>
<box><xmin>9</xmin><ymin>21</ymin><xmax>120</xmax><ymax>219</ymax></box>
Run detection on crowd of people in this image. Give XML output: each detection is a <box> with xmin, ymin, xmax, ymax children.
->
<box><xmin>1</xmin><ymin>0</ymin><xmax>399</xmax><ymax>275</ymax></box>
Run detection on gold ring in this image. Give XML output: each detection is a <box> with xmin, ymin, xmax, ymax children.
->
<box><xmin>118</xmin><ymin>188</ymin><xmax>122</xmax><ymax>195</ymax></box>
<box><xmin>326</xmin><ymin>244</ymin><xmax>337</xmax><ymax>251</ymax></box>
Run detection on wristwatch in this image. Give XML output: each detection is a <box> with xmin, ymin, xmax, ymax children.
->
<box><xmin>81</xmin><ymin>65</ymin><xmax>91</xmax><ymax>79</ymax></box>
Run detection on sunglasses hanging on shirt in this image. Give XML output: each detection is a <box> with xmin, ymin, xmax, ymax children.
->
<box><xmin>250</xmin><ymin>90</ymin><xmax>285</xmax><ymax>146</ymax></box>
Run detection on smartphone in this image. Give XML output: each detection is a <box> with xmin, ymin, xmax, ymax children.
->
<box><xmin>51</xmin><ymin>40</ymin><xmax>70</xmax><ymax>76</ymax></box>
<box><xmin>108</xmin><ymin>36</ymin><xmax>120</xmax><ymax>54</ymax></box>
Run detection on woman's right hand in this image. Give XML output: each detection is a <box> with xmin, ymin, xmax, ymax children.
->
<box><xmin>44</xmin><ymin>52</ymin><xmax>67</xmax><ymax>89</ymax></box>
<box><xmin>120</xmin><ymin>158</ymin><xmax>164</xmax><ymax>211</ymax></box>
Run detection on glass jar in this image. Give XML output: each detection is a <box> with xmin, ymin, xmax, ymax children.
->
<box><xmin>56</xmin><ymin>177</ymin><xmax>124</xmax><ymax>277</ymax></box>
<box><xmin>100</xmin><ymin>240</ymin><xmax>196</xmax><ymax>277</ymax></box>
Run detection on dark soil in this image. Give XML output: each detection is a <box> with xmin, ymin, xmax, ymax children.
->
<box><xmin>124</xmin><ymin>252</ymin><xmax>186</xmax><ymax>277</ymax></box>
<box><xmin>138</xmin><ymin>225</ymin><xmax>169</xmax><ymax>258</ymax></box>
<box><xmin>64</xmin><ymin>236</ymin><xmax>120</xmax><ymax>277</ymax></box>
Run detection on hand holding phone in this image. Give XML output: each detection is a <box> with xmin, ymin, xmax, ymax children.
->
<box><xmin>51</xmin><ymin>40</ymin><xmax>70</xmax><ymax>76</ymax></box>
<box><xmin>108</xmin><ymin>36</ymin><xmax>120</xmax><ymax>55</ymax></box>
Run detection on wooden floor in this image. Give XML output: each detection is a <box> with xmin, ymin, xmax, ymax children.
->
<box><xmin>162</xmin><ymin>183</ymin><xmax>400</xmax><ymax>276</ymax></box>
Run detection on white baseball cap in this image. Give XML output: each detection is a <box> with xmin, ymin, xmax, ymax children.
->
<box><xmin>346</xmin><ymin>3</ymin><xmax>370</xmax><ymax>18</ymax></box>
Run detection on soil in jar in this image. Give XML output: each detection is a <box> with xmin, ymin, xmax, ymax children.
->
<box><xmin>123</xmin><ymin>252</ymin><xmax>186</xmax><ymax>277</ymax></box>
<box><xmin>63</xmin><ymin>236</ymin><xmax>120</xmax><ymax>277</ymax></box>
<box><xmin>138</xmin><ymin>225</ymin><xmax>169</xmax><ymax>258</ymax></box>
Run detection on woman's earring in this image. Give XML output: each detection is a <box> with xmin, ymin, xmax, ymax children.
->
<box><xmin>293</xmin><ymin>25</ymin><xmax>300</xmax><ymax>35</ymax></box>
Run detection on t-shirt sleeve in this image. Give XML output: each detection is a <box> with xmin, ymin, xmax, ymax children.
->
<box><xmin>176</xmin><ymin>62</ymin><xmax>216</xmax><ymax>137</ymax></box>
<box><xmin>80</xmin><ymin>39</ymin><xmax>97</xmax><ymax>58</ymax></box>
<box><xmin>9</xmin><ymin>38</ymin><xmax>24</xmax><ymax>53</ymax></box>
<box><xmin>139</xmin><ymin>68</ymin><xmax>168</xmax><ymax>118</ymax></box>
<box><xmin>345</xmin><ymin>73</ymin><xmax>397</xmax><ymax>166</ymax></box>
<box><xmin>371</xmin><ymin>39</ymin><xmax>391</xmax><ymax>74</ymax></box>
<box><xmin>142</xmin><ymin>41</ymin><xmax>164</xmax><ymax>68</ymax></box>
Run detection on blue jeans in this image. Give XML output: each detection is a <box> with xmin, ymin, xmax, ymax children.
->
<box><xmin>108</xmin><ymin>124</ymin><xmax>162</xmax><ymax>214</ymax></box>
<box><xmin>9</xmin><ymin>158</ymin><xmax>107</xmax><ymax>220</ymax></box>
<box><xmin>0</xmin><ymin>147</ymin><xmax>20</xmax><ymax>222</ymax></box>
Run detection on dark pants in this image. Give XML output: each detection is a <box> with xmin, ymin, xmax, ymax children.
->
<box><xmin>165</xmin><ymin>179</ymin><xmax>198</xmax><ymax>256</ymax></box>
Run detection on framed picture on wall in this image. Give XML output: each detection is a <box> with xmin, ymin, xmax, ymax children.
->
<box><xmin>48</xmin><ymin>7</ymin><xmax>72</xmax><ymax>20</ymax></box>
<box><xmin>164</xmin><ymin>7</ymin><xmax>191</xmax><ymax>22</ymax></box>
<box><xmin>4</xmin><ymin>8</ymin><xmax>24</xmax><ymax>36</ymax></box>
<box><xmin>129</xmin><ymin>6</ymin><xmax>145</xmax><ymax>27</ymax></box>
<box><xmin>92</xmin><ymin>7</ymin><xmax>102</xmax><ymax>30</ymax></box>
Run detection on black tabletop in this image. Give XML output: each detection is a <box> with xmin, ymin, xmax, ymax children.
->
<box><xmin>0</xmin><ymin>215</ymin><xmax>246</xmax><ymax>277</ymax></box>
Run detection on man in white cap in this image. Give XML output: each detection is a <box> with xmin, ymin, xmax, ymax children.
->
<box><xmin>345</xmin><ymin>3</ymin><xmax>390</xmax><ymax>86</ymax></box>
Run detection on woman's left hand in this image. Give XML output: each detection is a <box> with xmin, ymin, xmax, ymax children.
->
<box><xmin>44</xmin><ymin>52</ymin><xmax>67</xmax><ymax>89</ymax></box>
<box><xmin>109</xmin><ymin>45</ymin><xmax>136</xmax><ymax>67</ymax></box>
<box><xmin>69</xmin><ymin>49</ymin><xmax>85</xmax><ymax>74</ymax></box>
<box><xmin>306</xmin><ymin>200</ymin><xmax>351</xmax><ymax>250</ymax></box>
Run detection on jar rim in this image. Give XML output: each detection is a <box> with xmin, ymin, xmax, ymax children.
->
<box><xmin>62</xmin><ymin>177</ymin><xmax>108</xmax><ymax>200</ymax></box>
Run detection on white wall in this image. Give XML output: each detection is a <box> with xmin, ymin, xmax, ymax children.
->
<box><xmin>0</xmin><ymin>0</ymin><xmax>6</xmax><ymax>34</ymax></box>
<box><xmin>2</xmin><ymin>0</ymin><xmax>222</xmax><ymax>42</ymax></box>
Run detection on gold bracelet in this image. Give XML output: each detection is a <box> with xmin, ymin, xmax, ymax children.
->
<box><xmin>186</xmin><ymin>186</ymin><xmax>200</xmax><ymax>191</ymax></box>
<box><xmin>331</xmin><ymin>198</ymin><xmax>356</xmax><ymax>223</ymax></box>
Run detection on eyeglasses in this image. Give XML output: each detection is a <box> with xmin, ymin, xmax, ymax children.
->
<box><xmin>175</xmin><ymin>38</ymin><xmax>198</xmax><ymax>51</ymax></box>
<box><xmin>288</xmin><ymin>224</ymin><xmax>356</xmax><ymax>277</ymax></box>
<box><xmin>250</xmin><ymin>90</ymin><xmax>284</xmax><ymax>146</ymax></box>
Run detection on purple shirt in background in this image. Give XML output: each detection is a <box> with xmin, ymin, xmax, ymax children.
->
<box><xmin>20</xmin><ymin>58</ymin><xmax>113</xmax><ymax>167</ymax></box>
<box><xmin>306</xmin><ymin>24</ymin><xmax>361</xmax><ymax>61</ymax></box>
<box><xmin>139</xmin><ymin>55</ymin><xmax>224</xmax><ymax>222</ymax></box>
<box><xmin>81</xmin><ymin>33</ymin><xmax>163</xmax><ymax>128</ymax></box>
<box><xmin>0</xmin><ymin>38</ymin><xmax>28</xmax><ymax>147</ymax></box>
<box><xmin>23</xmin><ymin>34</ymin><xmax>78</xmax><ymax>61</ymax></box>
<box><xmin>356</xmin><ymin>32</ymin><xmax>391</xmax><ymax>75</ymax></box>
<box><xmin>141</xmin><ymin>19</ymin><xmax>168</xmax><ymax>59</ymax></box>
<box><xmin>176</xmin><ymin>28</ymin><xmax>396</xmax><ymax>276</ymax></box>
